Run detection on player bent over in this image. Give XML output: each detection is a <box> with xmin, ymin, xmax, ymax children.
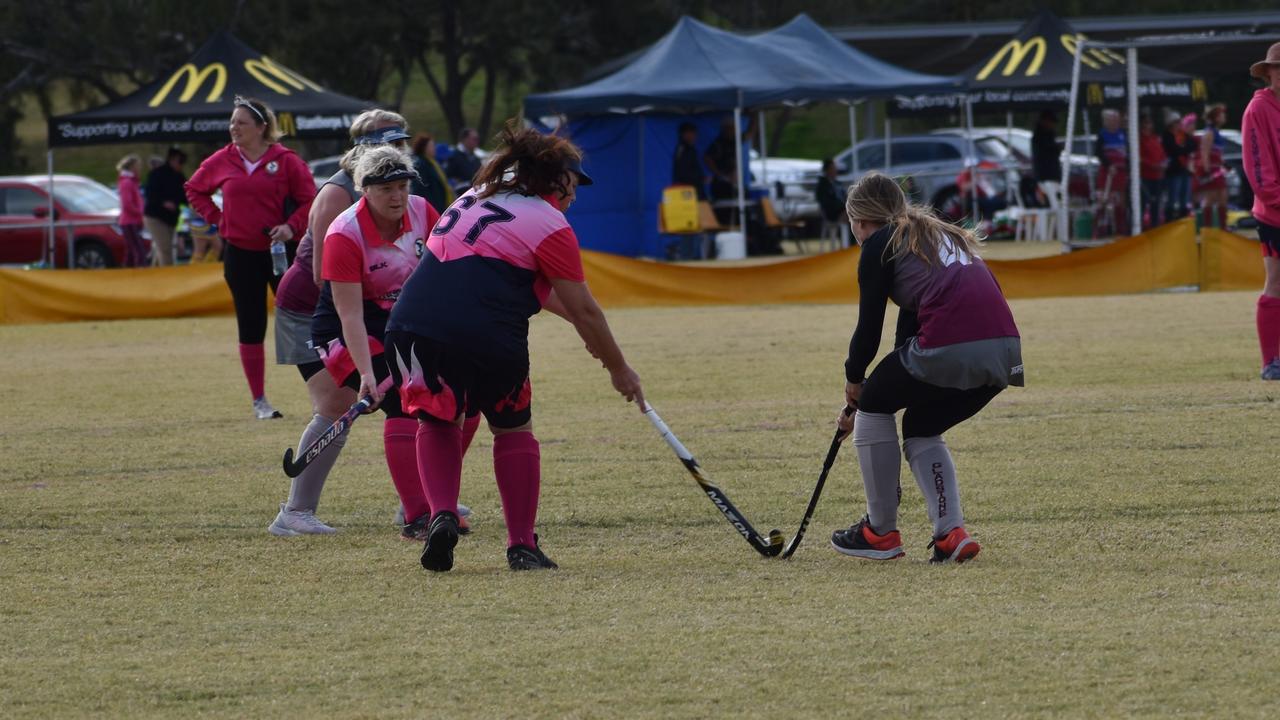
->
<box><xmin>832</xmin><ymin>172</ymin><xmax>1022</xmax><ymax>564</ymax></box>
<box><xmin>386</xmin><ymin>123</ymin><xmax>643</xmax><ymax>573</ymax></box>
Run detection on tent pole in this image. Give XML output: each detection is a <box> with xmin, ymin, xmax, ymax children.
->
<box><xmin>758</xmin><ymin>110</ymin><xmax>768</xmax><ymax>189</ymax></box>
<box><xmin>1006</xmin><ymin>110</ymin><xmax>1015</xmax><ymax>204</ymax></box>
<box><xmin>734</xmin><ymin>103</ymin><xmax>746</xmax><ymax>243</ymax></box>
<box><xmin>46</xmin><ymin>149</ymin><xmax>55</xmax><ymax>267</ymax></box>
<box><xmin>967</xmin><ymin>97</ymin><xmax>979</xmax><ymax>224</ymax></box>
<box><xmin>884</xmin><ymin>117</ymin><xmax>892</xmax><ymax>174</ymax></box>
<box><xmin>1126</xmin><ymin>47</ymin><xmax>1141</xmax><ymax>235</ymax></box>
<box><xmin>638</xmin><ymin>115</ymin><xmax>645</xmax><ymax>220</ymax></box>
<box><xmin>848</xmin><ymin>102</ymin><xmax>860</xmax><ymax>176</ymax></box>
<box><xmin>1060</xmin><ymin>39</ymin><xmax>1084</xmax><ymax>247</ymax></box>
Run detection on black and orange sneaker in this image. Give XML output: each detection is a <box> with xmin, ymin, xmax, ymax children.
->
<box><xmin>928</xmin><ymin>526</ymin><xmax>981</xmax><ymax>564</ymax></box>
<box><xmin>830</xmin><ymin>516</ymin><xmax>905</xmax><ymax>560</ymax></box>
<box><xmin>507</xmin><ymin>534</ymin><xmax>558</xmax><ymax>571</ymax></box>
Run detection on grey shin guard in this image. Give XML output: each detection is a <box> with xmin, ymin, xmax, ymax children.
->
<box><xmin>903</xmin><ymin>435</ymin><xmax>963</xmax><ymax>537</ymax></box>
<box><xmin>852</xmin><ymin>411</ymin><xmax>902</xmax><ymax>533</ymax></box>
<box><xmin>286</xmin><ymin>414</ymin><xmax>348</xmax><ymax>513</ymax></box>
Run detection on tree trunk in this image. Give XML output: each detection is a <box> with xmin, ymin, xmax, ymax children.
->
<box><xmin>477</xmin><ymin>61</ymin><xmax>497</xmax><ymax>140</ymax></box>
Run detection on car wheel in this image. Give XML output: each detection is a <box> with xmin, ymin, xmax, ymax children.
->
<box><xmin>73</xmin><ymin>240</ymin><xmax>113</xmax><ymax>269</ymax></box>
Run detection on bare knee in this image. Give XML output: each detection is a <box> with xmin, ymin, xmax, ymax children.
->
<box><xmin>490</xmin><ymin>420</ymin><xmax>533</xmax><ymax>436</ymax></box>
<box><xmin>307</xmin><ymin>373</ymin><xmax>355</xmax><ymax>417</ymax></box>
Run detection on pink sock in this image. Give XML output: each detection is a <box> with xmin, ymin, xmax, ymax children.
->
<box><xmin>1257</xmin><ymin>295</ymin><xmax>1280</xmax><ymax>366</ymax></box>
<box><xmin>238</xmin><ymin>343</ymin><xmax>265</xmax><ymax>399</ymax></box>
<box><xmin>460</xmin><ymin>414</ymin><xmax>481</xmax><ymax>455</ymax></box>
<box><xmin>384</xmin><ymin>418</ymin><xmax>430</xmax><ymax>523</ymax></box>
<box><xmin>416</xmin><ymin>419</ymin><xmax>463</xmax><ymax>519</ymax></box>
<box><xmin>493</xmin><ymin>432</ymin><xmax>540</xmax><ymax>549</ymax></box>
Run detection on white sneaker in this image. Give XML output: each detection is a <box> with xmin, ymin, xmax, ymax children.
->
<box><xmin>253</xmin><ymin>396</ymin><xmax>283</xmax><ymax>420</ymax></box>
<box><xmin>268</xmin><ymin>503</ymin><xmax>337</xmax><ymax>536</ymax></box>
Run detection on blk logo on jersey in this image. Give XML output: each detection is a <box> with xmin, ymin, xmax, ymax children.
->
<box><xmin>369</xmin><ymin>261</ymin><xmax>388</xmax><ymax>272</ymax></box>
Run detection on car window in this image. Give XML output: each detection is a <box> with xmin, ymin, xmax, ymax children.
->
<box><xmin>975</xmin><ymin>138</ymin><xmax>1012</xmax><ymax>161</ymax></box>
<box><xmin>51</xmin><ymin>181</ymin><xmax>119</xmax><ymax>213</ymax></box>
<box><xmin>3</xmin><ymin>187</ymin><xmax>47</xmax><ymax>216</ymax></box>
<box><xmin>931</xmin><ymin>142</ymin><xmax>963</xmax><ymax>161</ymax></box>
<box><xmin>892</xmin><ymin>142</ymin><xmax>935</xmax><ymax>165</ymax></box>
<box><xmin>856</xmin><ymin>145</ymin><xmax>885</xmax><ymax>170</ymax></box>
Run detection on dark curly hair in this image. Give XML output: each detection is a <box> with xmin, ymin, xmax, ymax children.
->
<box><xmin>472</xmin><ymin>121</ymin><xmax>582</xmax><ymax>200</ymax></box>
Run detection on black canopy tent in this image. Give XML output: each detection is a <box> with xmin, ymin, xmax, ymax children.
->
<box><xmin>47</xmin><ymin>30</ymin><xmax>372</xmax><ymax>147</ymax></box>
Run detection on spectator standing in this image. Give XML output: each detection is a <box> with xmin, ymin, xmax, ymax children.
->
<box><xmin>1138</xmin><ymin>113</ymin><xmax>1167</xmax><ymax>226</ymax></box>
<box><xmin>185</xmin><ymin>96</ymin><xmax>315</xmax><ymax>420</ymax></box>
<box><xmin>1196</xmin><ymin>103</ymin><xmax>1230</xmax><ymax>229</ymax></box>
<box><xmin>444</xmin><ymin>127</ymin><xmax>482</xmax><ymax>193</ymax></box>
<box><xmin>1030</xmin><ymin>109</ymin><xmax>1062</xmax><ymax>186</ymax></box>
<box><xmin>409</xmin><ymin>133</ymin><xmax>454</xmax><ymax>214</ymax></box>
<box><xmin>1097</xmin><ymin>109</ymin><xmax>1129</xmax><ymax>233</ymax></box>
<box><xmin>672</xmin><ymin>122</ymin><xmax>705</xmax><ymax>198</ymax></box>
<box><xmin>1162</xmin><ymin>111</ymin><xmax>1194</xmax><ymax>219</ymax></box>
<box><xmin>116</xmin><ymin>154</ymin><xmax>146</xmax><ymax>267</ymax></box>
<box><xmin>815</xmin><ymin>158</ymin><xmax>844</xmax><ymax>224</ymax></box>
<box><xmin>143</xmin><ymin>147</ymin><xmax>187</xmax><ymax>266</ymax></box>
<box><xmin>1241</xmin><ymin>43</ymin><xmax>1280</xmax><ymax>380</ymax></box>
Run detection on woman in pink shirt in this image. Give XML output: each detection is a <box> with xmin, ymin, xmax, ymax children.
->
<box><xmin>185</xmin><ymin>96</ymin><xmax>315</xmax><ymax>419</ymax></box>
<box><xmin>1242</xmin><ymin>43</ymin><xmax>1280</xmax><ymax>380</ymax></box>
<box><xmin>115</xmin><ymin>154</ymin><xmax>146</xmax><ymax>267</ymax></box>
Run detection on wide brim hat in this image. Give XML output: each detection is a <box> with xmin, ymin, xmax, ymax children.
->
<box><xmin>1250</xmin><ymin>42</ymin><xmax>1280</xmax><ymax>80</ymax></box>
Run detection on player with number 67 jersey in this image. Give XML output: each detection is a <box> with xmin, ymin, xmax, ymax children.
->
<box><xmin>386</xmin><ymin>122</ymin><xmax>643</xmax><ymax>574</ymax></box>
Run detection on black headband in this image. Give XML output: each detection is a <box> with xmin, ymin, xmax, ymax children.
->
<box><xmin>362</xmin><ymin>168</ymin><xmax>417</xmax><ymax>186</ymax></box>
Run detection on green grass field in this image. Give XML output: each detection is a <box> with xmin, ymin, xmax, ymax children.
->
<box><xmin>2</xmin><ymin>290</ymin><xmax>1278</xmax><ymax>718</ymax></box>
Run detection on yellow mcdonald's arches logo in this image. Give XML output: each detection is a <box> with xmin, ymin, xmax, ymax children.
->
<box><xmin>1191</xmin><ymin>78</ymin><xmax>1208</xmax><ymax>101</ymax></box>
<box><xmin>1086</xmin><ymin>83</ymin><xmax>1104</xmax><ymax>105</ymax></box>
<box><xmin>976</xmin><ymin>37</ymin><xmax>1047</xmax><ymax>81</ymax></box>
<box><xmin>244</xmin><ymin>56</ymin><xmax>323</xmax><ymax>96</ymax></box>
<box><xmin>276</xmin><ymin>111</ymin><xmax>296</xmax><ymax>137</ymax></box>
<box><xmin>149</xmin><ymin>63</ymin><xmax>227</xmax><ymax>107</ymax></box>
<box><xmin>1061</xmin><ymin>34</ymin><xmax>1126</xmax><ymax>71</ymax></box>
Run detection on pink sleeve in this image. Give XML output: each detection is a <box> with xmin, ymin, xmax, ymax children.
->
<box><xmin>534</xmin><ymin>227</ymin><xmax>585</xmax><ymax>282</ymax></box>
<box><xmin>184</xmin><ymin>160</ymin><xmax>223</xmax><ymax>227</ymax></box>
<box><xmin>321</xmin><ymin>231</ymin><xmax>363</xmax><ymax>283</ymax></box>
<box><xmin>1243</xmin><ymin>104</ymin><xmax>1280</xmax><ymax>212</ymax></box>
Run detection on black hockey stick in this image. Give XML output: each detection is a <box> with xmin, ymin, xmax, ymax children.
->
<box><xmin>780</xmin><ymin>405</ymin><xmax>856</xmax><ymax>559</ymax></box>
<box><xmin>281</xmin><ymin>377</ymin><xmax>394</xmax><ymax>478</ymax></box>
<box><xmin>642</xmin><ymin>403</ymin><xmax>784</xmax><ymax>557</ymax></box>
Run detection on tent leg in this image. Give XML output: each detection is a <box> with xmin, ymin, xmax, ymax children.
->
<box><xmin>1127</xmin><ymin>47</ymin><xmax>1141</xmax><ymax>236</ymax></box>
<box><xmin>1061</xmin><ymin>41</ymin><xmax>1084</xmax><ymax>247</ymax></box>
<box><xmin>967</xmin><ymin>98</ymin><xmax>978</xmax><ymax>223</ymax></box>
<box><xmin>884</xmin><ymin>117</ymin><xmax>892</xmax><ymax>174</ymax></box>
<box><xmin>758</xmin><ymin>110</ymin><xmax>768</xmax><ymax>190</ymax></box>
<box><xmin>734</xmin><ymin>105</ymin><xmax>746</xmax><ymax>246</ymax></box>
<box><xmin>848</xmin><ymin>102</ymin><xmax>860</xmax><ymax>176</ymax></box>
<box><xmin>47</xmin><ymin>149</ymin><xmax>55</xmax><ymax>267</ymax></box>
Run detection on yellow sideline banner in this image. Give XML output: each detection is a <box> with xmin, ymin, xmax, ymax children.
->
<box><xmin>0</xmin><ymin>217</ymin><xmax>1250</xmax><ymax>325</ymax></box>
<box><xmin>1200</xmin><ymin>227</ymin><xmax>1265</xmax><ymax>292</ymax></box>
<box><xmin>0</xmin><ymin>264</ymin><xmax>232</xmax><ymax>325</ymax></box>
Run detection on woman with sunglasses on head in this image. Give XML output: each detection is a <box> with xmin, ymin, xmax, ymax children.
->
<box><xmin>831</xmin><ymin>172</ymin><xmax>1022</xmax><ymax>565</ymax></box>
<box><xmin>385</xmin><ymin>123</ymin><xmax>643</xmax><ymax>573</ymax></box>
<box><xmin>186</xmin><ymin>96</ymin><xmax>315</xmax><ymax>420</ymax></box>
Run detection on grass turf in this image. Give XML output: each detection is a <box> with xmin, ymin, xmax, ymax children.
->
<box><xmin>1</xmin><ymin>291</ymin><xmax>1277</xmax><ymax>718</ymax></box>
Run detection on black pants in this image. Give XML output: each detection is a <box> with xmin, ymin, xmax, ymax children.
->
<box><xmin>859</xmin><ymin>351</ymin><xmax>1002</xmax><ymax>439</ymax></box>
<box><xmin>223</xmin><ymin>242</ymin><xmax>293</xmax><ymax>344</ymax></box>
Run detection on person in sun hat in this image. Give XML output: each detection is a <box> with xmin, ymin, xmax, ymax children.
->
<box><xmin>1242</xmin><ymin>42</ymin><xmax>1280</xmax><ymax>380</ymax></box>
<box><xmin>385</xmin><ymin>122</ymin><xmax>644</xmax><ymax>573</ymax></box>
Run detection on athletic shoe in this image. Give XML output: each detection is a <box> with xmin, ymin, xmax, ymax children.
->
<box><xmin>268</xmin><ymin>503</ymin><xmax>336</xmax><ymax>536</ymax></box>
<box><xmin>420</xmin><ymin>511</ymin><xmax>460</xmax><ymax>572</ymax></box>
<box><xmin>398</xmin><ymin>505</ymin><xmax>471</xmax><ymax>536</ymax></box>
<box><xmin>1262</xmin><ymin>360</ymin><xmax>1280</xmax><ymax>380</ymax></box>
<box><xmin>507</xmin><ymin>534</ymin><xmax>559</xmax><ymax>571</ymax></box>
<box><xmin>400</xmin><ymin>513</ymin><xmax>430</xmax><ymax>542</ymax></box>
<box><xmin>830</xmin><ymin>516</ymin><xmax>905</xmax><ymax>560</ymax></box>
<box><xmin>928</xmin><ymin>526</ymin><xmax>981</xmax><ymax>564</ymax></box>
<box><xmin>252</xmin><ymin>396</ymin><xmax>283</xmax><ymax>420</ymax></box>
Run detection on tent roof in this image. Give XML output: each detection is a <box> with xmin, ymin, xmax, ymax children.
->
<box><xmin>892</xmin><ymin>9</ymin><xmax>1204</xmax><ymax>114</ymax></box>
<box><xmin>524</xmin><ymin>14</ymin><xmax>956</xmax><ymax>117</ymax></box>
<box><xmin>49</xmin><ymin>31</ymin><xmax>373</xmax><ymax>147</ymax></box>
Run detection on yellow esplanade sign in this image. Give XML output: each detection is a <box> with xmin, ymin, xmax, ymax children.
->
<box><xmin>976</xmin><ymin>37</ymin><xmax>1047</xmax><ymax>81</ymax></box>
<box><xmin>244</xmin><ymin>56</ymin><xmax>322</xmax><ymax>95</ymax></box>
<box><xmin>149</xmin><ymin>63</ymin><xmax>227</xmax><ymax>107</ymax></box>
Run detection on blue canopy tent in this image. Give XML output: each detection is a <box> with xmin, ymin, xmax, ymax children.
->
<box><xmin>524</xmin><ymin>14</ymin><xmax>957</xmax><ymax>257</ymax></box>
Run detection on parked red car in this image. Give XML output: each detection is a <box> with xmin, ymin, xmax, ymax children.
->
<box><xmin>0</xmin><ymin>175</ymin><xmax>133</xmax><ymax>268</ymax></box>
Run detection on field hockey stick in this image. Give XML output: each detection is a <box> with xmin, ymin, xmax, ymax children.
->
<box><xmin>780</xmin><ymin>405</ymin><xmax>856</xmax><ymax>560</ymax></box>
<box><xmin>281</xmin><ymin>377</ymin><xmax>395</xmax><ymax>478</ymax></box>
<box><xmin>642</xmin><ymin>402</ymin><xmax>784</xmax><ymax>558</ymax></box>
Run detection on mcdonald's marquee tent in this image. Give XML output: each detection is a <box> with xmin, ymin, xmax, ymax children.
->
<box><xmin>890</xmin><ymin>9</ymin><xmax>1204</xmax><ymax>115</ymax></box>
<box><xmin>47</xmin><ymin>31</ymin><xmax>372</xmax><ymax>147</ymax></box>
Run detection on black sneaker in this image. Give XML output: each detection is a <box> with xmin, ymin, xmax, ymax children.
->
<box><xmin>506</xmin><ymin>534</ymin><xmax>558</xmax><ymax>571</ymax></box>
<box><xmin>830</xmin><ymin>515</ymin><xmax>905</xmax><ymax>560</ymax></box>
<box><xmin>420</xmin><ymin>511</ymin><xmax>460</xmax><ymax>572</ymax></box>
<box><xmin>399</xmin><ymin>513</ymin><xmax>430</xmax><ymax>542</ymax></box>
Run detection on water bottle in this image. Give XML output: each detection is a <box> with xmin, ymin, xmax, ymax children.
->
<box><xmin>270</xmin><ymin>239</ymin><xmax>288</xmax><ymax>276</ymax></box>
